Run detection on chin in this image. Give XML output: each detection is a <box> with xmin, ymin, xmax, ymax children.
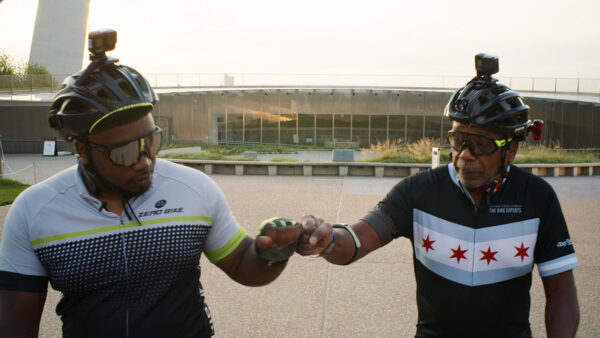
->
<box><xmin>458</xmin><ymin>175</ymin><xmax>488</xmax><ymax>189</ymax></box>
<box><xmin>125</xmin><ymin>181</ymin><xmax>152</xmax><ymax>198</ymax></box>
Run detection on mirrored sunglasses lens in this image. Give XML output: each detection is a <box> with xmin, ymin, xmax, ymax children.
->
<box><xmin>109</xmin><ymin>140</ymin><xmax>141</xmax><ymax>166</ymax></box>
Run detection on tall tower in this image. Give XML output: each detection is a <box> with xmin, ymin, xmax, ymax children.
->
<box><xmin>28</xmin><ymin>0</ymin><xmax>91</xmax><ymax>79</ymax></box>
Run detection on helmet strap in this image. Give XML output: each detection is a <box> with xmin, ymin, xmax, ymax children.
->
<box><xmin>483</xmin><ymin>140</ymin><xmax>513</xmax><ymax>204</ymax></box>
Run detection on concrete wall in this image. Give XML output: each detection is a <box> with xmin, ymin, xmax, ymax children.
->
<box><xmin>0</xmin><ymin>101</ymin><xmax>70</xmax><ymax>153</ymax></box>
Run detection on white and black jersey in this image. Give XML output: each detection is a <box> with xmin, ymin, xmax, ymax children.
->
<box><xmin>0</xmin><ymin>159</ymin><xmax>246</xmax><ymax>337</ymax></box>
<box><xmin>363</xmin><ymin>164</ymin><xmax>578</xmax><ymax>338</ymax></box>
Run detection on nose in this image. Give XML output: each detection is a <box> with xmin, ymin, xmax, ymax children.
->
<box><xmin>457</xmin><ymin>143</ymin><xmax>476</xmax><ymax>160</ymax></box>
<box><xmin>132</xmin><ymin>152</ymin><xmax>152</xmax><ymax>170</ymax></box>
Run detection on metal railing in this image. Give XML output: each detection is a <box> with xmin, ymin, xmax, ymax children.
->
<box><xmin>1</xmin><ymin>73</ymin><xmax>599</xmax><ymax>98</ymax></box>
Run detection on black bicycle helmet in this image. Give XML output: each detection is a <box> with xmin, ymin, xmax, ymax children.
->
<box><xmin>444</xmin><ymin>53</ymin><xmax>531</xmax><ymax>140</ymax></box>
<box><xmin>49</xmin><ymin>29</ymin><xmax>158</xmax><ymax>141</ymax></box>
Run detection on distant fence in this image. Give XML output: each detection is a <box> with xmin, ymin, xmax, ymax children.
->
<box><xmin>1</xmin><ymin>73</ymin><xmax>599</xmax><ymax>98</ymax></box>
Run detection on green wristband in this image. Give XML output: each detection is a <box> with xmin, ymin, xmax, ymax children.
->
<box><xmin>332</xmin><ymin>224</ymin><xmax>362</xmax><ymax>265</ymax></box>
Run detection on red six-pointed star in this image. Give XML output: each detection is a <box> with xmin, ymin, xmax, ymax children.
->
<box><xmin>421</xmin><ymin>235</ymin><xmax>435</xmax><ymax>253</ymax></box>
<box><xmin>450</xmin><ymin>244</ymin><xmax>468</xmax><ymax>263</ymax></box>
<box><xmin>514</xmin><ymin>242</ymin><xmax>530</xmax><ymax>262</ymax></box>
<box><xmin>480</xmin><ymin>246</ymin><xmax>498</xmax><ymax>265</ymax></box>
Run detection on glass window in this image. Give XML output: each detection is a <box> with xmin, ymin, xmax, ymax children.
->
<box><xmin>226</xmin><ymin>113</ymin><xmax>243</xmax><ymax>144</ymax></box>
<box><xmin>245</xmin><ymin>112</ymin><xmax>261</xmax><ymax>144</ymax></box>
<box><xmin>594</xmin><ymin>106</ymin><xmax>600</xmax><ymax>148</ymax></box>
<box><xmin>298</xmin><ymin>113</ymin><xmax>315</xmax><ymax>144</ymax></box>
<box><xmin>334</xmin><ymin>113</ymin><xmax>351</xmax><ymax>143</ymax></box>
<box><xmin>561</xmin><ymin>102</ymin><xmax>577</xmax><ymax>148</ymax></box>
<box><xmin>578</xmin><ymin>103</ymin><xmax>594</xmax><ymax>147</ymax></box>
<box><xmin>213</xmin><ymin>113</ymin><xmax>226</xmax><ymax>145</ymax></box>
<box><xmin>424</xmin><ymin>116</ymin><xmax>443</xmax><ymax>142</ymax></box>
<box><xmin>441</xmin><ymin>116</ymin><xmax>453</xmax><ymax>146</ymax></box>
<box><xmin>389</xmin><ymin>115</ymin><xmax>405</xmax><ymax>143</ymax></box>
<box><xmin>280</xmin><ymin>113</ymin><xmax>297</xmax><ymax>144</ymax></box>
<box><xmin>175</xmin><ymin>95</ymin><xmax>192</xmax><ymax>141</ymax></box>
<box><xmin>193</xmin><ymin>94</ymin><xmax>210</xmax><ymax>144</ymax></box>
<box><xmin>316</xmin><ymin>114</ymin><xmax>333</xmax><ymax>145</ymax></box>
<box><xmin>262</xmin><ymin>91</ymin><xmax>281</xmax><ymax>144</ymax></box>
<box><xmin>406</xmin><ymin>115</ymin><xmax>424</xmax><ymax>143</ymax></box>
<box><xmin>223</xmin><ymin>92</ymin><xmax>245</xmax><ymax>144</ymax></box>
<box><xmin>262</xmin><ymin>112</ymin><xmax>279</xmax><ymax>144</ymax></box>
<box><xmin>352</xmin><ymin>115</ymin><xmax>370</xmax><ymax>147</ymax></box>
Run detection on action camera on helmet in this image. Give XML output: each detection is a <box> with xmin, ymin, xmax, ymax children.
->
<box><xmin>88</xmin><ymin>29</ymin><xmax>117</xmax><ymax>59</ymax></box>
<box><xmin>49</xmin><ymin>28</ymin><xmax>157</xmax><ymax>141</ymax></box>
<box><xmin>444</xmin><ymin>53</ymin><xmax>535</xmax><ymax>140</ymax></box>
<box><xmin>475</xmin><ymin>53</ymin><xmax>499</xmax><ymax>78</ymax></box>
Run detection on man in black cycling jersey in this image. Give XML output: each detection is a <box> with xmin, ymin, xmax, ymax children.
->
<box><xmin>297</xmin><ymin>54</ymin><xmax>580</xmax><ymax>338</ymax></box>
<box><xmin>0</xmin><ymin>29</ymin><xmax>300</xmax><ymax>338</ymax></box>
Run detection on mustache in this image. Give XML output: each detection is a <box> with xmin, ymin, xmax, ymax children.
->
<box><xmin>455</xmin><ymin>160</ymin><xmax>478</xmax><ymax>172</ymax></box>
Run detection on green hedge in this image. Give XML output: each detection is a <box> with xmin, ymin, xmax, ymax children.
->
<box><xmin>0</xmin><ymin>177</ymin><xmax>30</xmax><ymax>206</ymax></box>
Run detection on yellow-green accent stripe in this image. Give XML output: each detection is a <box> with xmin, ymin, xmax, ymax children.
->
<box><xmin>205</xmin><ymin>227</ymin><xmax>248</xmax><ymax>264</ymax></box>
<box><xmin>30</xmin><ymin>216</ymin><xmax>212</xmax><ymax>246</ymax></box>
<box><xmin>494</xmin><ymin>137</ymin><xmax>513</xmax><ymax>148</ymax></box>
<box><xmin>88</xmin><ymin>102</ymin><xmax>154</xmax><ymax>134</ymax></box>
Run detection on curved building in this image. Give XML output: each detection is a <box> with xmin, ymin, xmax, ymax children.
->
<box><xmin>1</xmin><ymin>86</ymin><xmax>598</xmax><ymax>153</ymax></box>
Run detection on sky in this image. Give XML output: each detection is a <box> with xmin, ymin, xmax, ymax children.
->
<box><xmin>1</xmin><ymin>0</ymin><xmax>599</xmax><ymax>78</ymax></box>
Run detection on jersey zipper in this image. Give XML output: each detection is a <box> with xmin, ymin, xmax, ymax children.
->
<box><xmin>120</xmin><ymin>215</ymin><xmax>130</xmax><ymax>338</ymax></box>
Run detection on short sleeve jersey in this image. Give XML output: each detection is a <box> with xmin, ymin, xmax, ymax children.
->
<box><xmin>0</xmin><ymin>159</ymin><xmax>246</xmax><ymax>337</ymax></box>
<box><xmin>363</xmin><ymin>164</ymin><xmax>578</xmax><ymax>337</ymax></box>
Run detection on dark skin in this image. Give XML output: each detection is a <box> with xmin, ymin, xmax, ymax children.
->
<box><xmin>298</xmin><ymin>122</ymin><xmax>580</xmax><ymax>337</ymax></box>
<box><xmin>0</xmin><ymin>113</ymin><xmax>301</xmax><ymax>337</ymax></box>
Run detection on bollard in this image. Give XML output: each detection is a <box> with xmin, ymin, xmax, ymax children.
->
<box><xmin>431</xmin><ymin>147</ymin><xmax>440</xmax><ymax>168</ymax></box>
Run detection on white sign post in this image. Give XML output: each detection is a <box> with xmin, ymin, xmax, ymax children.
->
<box><xmin>431</xmin><ymin>147</ymin><xmax>440</xmax><ymax>168</ymax></box>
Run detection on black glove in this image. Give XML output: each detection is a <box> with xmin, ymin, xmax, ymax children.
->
<box><xmin>255</xmin><ymin>217</ymin><xmax>299</xmax><ymax>266</ymax></box>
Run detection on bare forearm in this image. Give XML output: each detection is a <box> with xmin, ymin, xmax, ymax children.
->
<box><xmin>0</xmin><ymin>318</ymin><xmax>40</xmax><ymax>338</ymax></box>
<box><xmin>0</xmin><ymin>290</ymin><xmax>46</xmax><ymax>338</ymax></box>
<box><xmin>545</xmin><ymin>296</ymin><xmax>579</xmax><ymax>337</ymax></box>
<box><xmin>543</xmin><ymin>270</ymin><xmax>580</xmax><ymax>338</ymax></box>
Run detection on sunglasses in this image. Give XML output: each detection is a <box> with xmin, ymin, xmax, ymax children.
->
<box><xmin>447</xmin><ymin>130</ymin><xmax>512</xmax><ymax>156</ymax></box>
<box><xmin>88</xmin><ymin>127</ymin><xmax>163</xmax><ymax>166</ymax></box>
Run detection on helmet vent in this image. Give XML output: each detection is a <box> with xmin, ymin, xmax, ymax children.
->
<box><xmin>97</xmin><ymin>88</ymin><xmax>115</xmax><ymax>103</ymax></box>
<box><xmin>65</xmin><ymin>98</ymin><xmax>99</xmax><ymax>114</ymax></box>
<box><xmin>118</xmin><ymin>80</ymin><xmax>137</xmax><ymax>99</ymax></box>
<box><xmin>134</xmin><ymin>75</ymin><xmax>149</xmax><ymax>93</ymax></box>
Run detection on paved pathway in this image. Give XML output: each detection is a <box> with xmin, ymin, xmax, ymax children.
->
<box><xmin>0</xmin><ymin>154</ymin><xmax>598</xmax><ymax>337</ymax></box>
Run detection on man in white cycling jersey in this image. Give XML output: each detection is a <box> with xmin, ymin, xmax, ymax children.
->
<box><xmin>0</xmin><ymin>29</ymin><xmax>299</xmax><ymax>338</ymax></box>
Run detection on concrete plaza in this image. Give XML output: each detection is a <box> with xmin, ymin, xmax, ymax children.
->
<box><xmin>0</xmin><ymin>154</ymin><xmax>598</xmax><ymax>337</ymax></box>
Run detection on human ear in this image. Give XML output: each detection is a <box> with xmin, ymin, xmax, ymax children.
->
<box><xmin>74</xmin><ymin>140</ymin><xmax>88</xmax><ymax>165</ymax></box>
<box><xmin>506</xmin><ymin>141</ymin><xmax>519</xmax><ymax>164</ymax></box>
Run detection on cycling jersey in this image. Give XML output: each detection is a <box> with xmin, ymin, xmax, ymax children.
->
<box><xmin>363</xmin><ymin>164</ymin><xmax>578</xmax><ymax>338</ymax></box>
<box><xmin>0</xmin><ymin>159</ymin><xmax>247</xmax><ymax>338</ymax></box>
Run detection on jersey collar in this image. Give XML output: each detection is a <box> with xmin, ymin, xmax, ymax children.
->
<box><xmin>447</xmin><ymin>163</ymin><xmax>511</xmax><ymax>205</ymax></box>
